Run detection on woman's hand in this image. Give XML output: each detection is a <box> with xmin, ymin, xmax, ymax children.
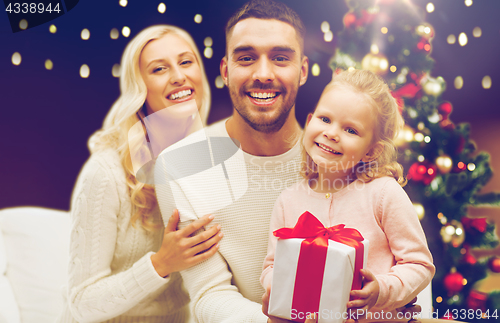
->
<box><xmin>346</xmin><ymin>268</ymin><xmax>380</xmax><ymax>322</ymax></box>
<box><xmin>151</xmin><ymin>209</ymin><xmax>223</xmax><ymax>277</ymax></box>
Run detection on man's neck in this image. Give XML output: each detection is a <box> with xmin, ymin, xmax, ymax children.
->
<box><xmin>225</xmin><ymin>112</ymin><xmax>302</xmax><ymax>157</ymax></box>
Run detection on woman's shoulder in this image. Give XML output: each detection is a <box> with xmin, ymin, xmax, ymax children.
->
<box><xmin>76</xmin><ymin>148</ymin><xmax>127</xmax><ymax>190</ymax></box>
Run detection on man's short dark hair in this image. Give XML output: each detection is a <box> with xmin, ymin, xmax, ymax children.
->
<box><xmin>225</xmin><ymin>0</ymin><xmax>306</xmax><ymax>54</ymax></box>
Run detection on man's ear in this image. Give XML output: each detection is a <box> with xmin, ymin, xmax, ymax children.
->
<box><xmin>362</xmin><ymin>142</ymin><xmax>384</xmax><ymax>163</ymax></box>
<box><xmin>220</xmin><ymin>56</ymin><xmax>229</xmax><ymax>86</ymax></box>
<box><xmin>299</xmin><ymin>56</ymin><xmax>309</xmax><ymax>86</ymax></box>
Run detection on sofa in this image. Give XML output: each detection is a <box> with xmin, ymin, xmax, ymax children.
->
<box><xmin>0</xmin><ymin>207</ymin><xmax>433</xmax><ymax>322</ymax></box>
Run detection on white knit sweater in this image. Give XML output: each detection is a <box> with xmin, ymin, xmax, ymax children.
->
<box><xmin>155</xmin><ymin>119</ymin><xmax>303</xmax><ymax>323</ymax></box>
<box><xmin>57</xmin><ymin>148</ymin><xmax>190</xmax><ymax>323</ymax></box>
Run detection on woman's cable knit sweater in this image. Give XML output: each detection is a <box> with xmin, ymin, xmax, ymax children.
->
<box><xmin>57</xmin><ymin>148</ymin><xmax>190</xmax><ymax>323</ymax></box>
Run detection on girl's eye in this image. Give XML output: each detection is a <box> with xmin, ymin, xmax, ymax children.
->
<box><xmin>320</xmin><ymin>116</ymin><xmax>330</xmax><ymax>123</ymax></box>
<box><xmin>346</xmin><ymin>128</ymin><xmax>358</xmax><ymax>135</ymax></box>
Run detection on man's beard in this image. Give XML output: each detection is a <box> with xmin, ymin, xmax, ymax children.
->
<box><xmin>227</xmin><ymin>79</ymin><xmax>300</xmax><ymax>134</ymax></box>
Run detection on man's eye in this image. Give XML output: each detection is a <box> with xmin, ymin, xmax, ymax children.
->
<box><xmin>274</xmin><ymin>56</ymin><xmax>288</xmax><ymax>62</ymax></box>
<box><xmin>320</xmin><ymin>116</ymin><xmax>330</xmax><ymax>123</ymax></box>
<box><xmin>239</xmin><ymin>57</ymin><xmax>253</xmax><ymax>62</ymax></box>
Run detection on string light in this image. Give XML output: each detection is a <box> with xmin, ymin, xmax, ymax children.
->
<box><xmin>119</xmin><ymin>0</ymin><xmax>127</xmax><ymax>7</ymax></box>
<box><xmin>19</xmin><ymin>19</ymin><xmax>28</xmax><ymax>30</ymax></box>
<box><xmin>473</xmin><ymin>27</ymin><xmax>482</xmax><ymax>38</ymax></box>
<box><xmin>426</xmin><ymin>3</ymin><xmax>435</xmax><ymax>13</ymax></box>
<box><xmin>454</xmin><ymin>76</ymin><xmax>464</xmax><ymax>89</ymax></box>
<box><xmin>436</xmin><ymin>297</ymin><xmax>443</xmax><ymax>303</ymax></box>
<box><xmin>482</xmin><ymin>76</ymin><xmax>492</xmax><ymax>89</ymax></box>
<box><xmin>45</xmin><ymin>59</ymin><xmax>53</xmax><ymax>70</ymax></box>
<box><xmin>204</xmin><ymin>37</ymin><xmax>213</xmax><ymax>47</ymax></box>
<box><xmin>447</xmin><ymin>34</ymin><xmax>456</xmax><ymax>44</ymax></box>
<box><xmin>311</xmin><ymin>63</ymin><xmax>320</xmax><ymax>76</ymax></box>
<box><xmin>204</xmin><ymin>47</ymin><xmax>213</xmax><ymax>59</ymax></box>
<box><xmin>80</xmin><ymin>64</ymin><xmax>90</xmax><ymax>78</ymax></box>
<box><xmin>381</xmin><ymin>27</ymin><xmax>388</xmax><ymax>34</ymax></box>
<box><xmin>215</xmin><ymin>75</ymin><xmax>224</xmax><ymax>89</ymax></box>
<box><xmin>370</xmin><ymin>44</ymin><xmax>379</xmax><ymax>54</ymax></box>
<box><xmin>112</xmin><ymin>64</ymin><xmax>121</xmax><ymax>77</ymax></box>
<box><xmin>324</xmin><ymin>30</ymin><xmax>333</xmax><ymax>42</ymax></box>
<box><xmin>465</xmin><ymin>0</ymin><xmax>473</xmax><ymax>7</ymax></box>
<box><xmin>49</xmin><ymin>25</ymin><xmax>57</xmax><ymax>33</ymax></box>
<box><xmin>11</xmin><ymin>52</ymin><xmax>21</xmax><ymax>65</ymax></box>
<box><xmin>321</xmin><ymin>21</ymin><xmax>330</xmax><ymax>33</ymax></box>
<box><xmin>467</xmin><ymin>163</ymin><xmax>476</xmax><ymax>171</ymax></box>
<box><xmin>158</xmin><ymin>3</ymin><xmax>166</xmax><ymax>14</ymax></box>
<box><xmin>417</xmin><ymin>155</ymin><xmax>425</xmax><ymax>162</ymax></box>
<box><xmin>81</xmin><ymin>28</ymin><xmax>90</xmax><ymax>40</ymax></box>
<box><xmin>458</xmin><ymin>32</ymin><xmax>468</xmax><ymax>46</ymax></box>
<box><xmin>194</xmin><ymin>14</ymin><xmax>202</xmax><ymax>24</ymax></box>
<box><xmin>390</xmin><ymin>65</ymin><xmax>397</xmax><ymax>73</ymax></box>
<box><xmin>110</xmin><ymin>28</ymin><xmax>119</xmax><ymax>39</ymax></box>
<box><xmin>122</xmin><ymin>26</ymin><xmax>131</xmax><ymax>37</ymax></box>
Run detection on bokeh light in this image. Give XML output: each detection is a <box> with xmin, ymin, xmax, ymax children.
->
<box><xmin>390</xmin><ymin>65</ymin><xmax>397</xmax><ymax>73</ymax></box>
<box><xmin>204</xmin><ymin>47</ymin><xmax>213</xmax><ymax>59</ymax></box>
<box><xmin>447</xmin><ymin>34</ymin><xmax>456</xmax><ymax>44</ymax></box>
<box><xmin>482</xmin><ymin>76</ymin><xmax>492</xmax><ymax>89</ymax></box>
<box><xmin>112</xmin><ymin>64</ymin><xmax>121</xmax><ymax>78</ymax></box>
<box><xmin>465</xmin><ymin>0</ymin><xmax>473</xmax><ymax>7</ymax></box>
<box><xmin>119</xmin><ymin>0</ymin><xmax>127</xmax><ymax>7</ymax></box>
<box><xmin>454</xmin><ymin>76</ymin><xmax>464</xmax><ymax>89</ymax></box>
<box><xmin>204</xmin><ymin>37</ymin><xmax>213</xmax><ymax>47</ymax></box>
<box><xmin>321</xmin><ymin>21</ymin><xmax>330</xmax><ymax>33</ymax></box>
<box><xmin>122</xmin><ymin>26</ymin><xmax>131</xmax><ymax>37</ymax></box>
<box><xmin>158</xmin><ymin>3</ymin><xmax>166</xmax><ymax>14</ymax></box>
<box><xmin>194</xmin><ymin>14</ymin><xmax>202</xmax><ymax>24</ymax></box>
<box><xmin>80</xmin><ymin>64</ymin><xmax>90</xmax><ymax>78</ymax></box>
<box><xmin>426</xmin><ymin>3</ymin><xmax>435</xmax><ymax>13</ymax></box>
<box><xmin>19</xmin><ymin>19</ymin><xmax>28</xmax><ymax>30</ymax></box>
<box><xmin>458</xmin><ymin>32</ymin><xmax>467</xmax><ymax>46</ymax></box>
<box><xmin>49</xmin><ymin>25</ymin><xmax>57</xmax><ymax>34</ymax></box>
<box><xmin>11</xmin><ymin>52</ymin><xmax>21</xmax><ymax>65</ymax></box>
<box><xmin>381</xmin><ymin>27</ymin><xmax>388</xmax><ymax>34</ymax></box>
<box><xmin>370</xmin><ymin>44</ymin><xmax>379</xmax><ymax>54</ymax></box>
<box><xmin>45</xmin><ymin>59</ymin><xmax>53</xmax><ymax>70</ymax></box>
<box><xmin>81</xmin><ymin>28</ymin><xmax>90</xmax><ymax>40</ymax></box>
<box><xmin>215</xmin><ymin>75</ymin><xmax>224</xmax><ymax>89</ymax></box>
<box><xmin>473</xmin><ymin>27</ymin><xmax>482</xmax><ymax>38</ymax></box>
<box><xmin>324</xmin><ymin>30</ymin><xmax>333</xmax><ymax>42</ymax></box>
<box><xmin>311</xmin><ymin>63</ymin><xmax>320</xmax><ymax>76</ymax></box>
<box><xmin>110</xmin><ymin>28</ymin><xmax>119</xmax><ymax>39</ymax></box>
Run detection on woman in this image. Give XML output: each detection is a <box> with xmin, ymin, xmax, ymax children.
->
<box><xmin>57</xmin><ymin>25</ymin><xmax>221</xmax><ymax>323</ymax></box>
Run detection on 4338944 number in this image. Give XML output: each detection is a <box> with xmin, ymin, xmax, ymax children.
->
<box><xmin>5</xmin><ymin>2</ymin><xmax>61</xmax><ymax>14</ymax></box>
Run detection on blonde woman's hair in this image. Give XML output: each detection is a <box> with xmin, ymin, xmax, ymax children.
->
<box><xmin>88</xmin><ymin>25</ymin><xmax>211</xmax><ymax>230</ymax></box>
<box><xmin>301</xmin><ymin>69</ymin><xmax>406</xmax><ymax>186</ymax></box>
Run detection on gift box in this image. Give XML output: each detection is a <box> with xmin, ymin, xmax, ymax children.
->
<box><xmin>268</xmin><ymin>211</ymin><xmax>368</xmax><ymax>323</ymax></box>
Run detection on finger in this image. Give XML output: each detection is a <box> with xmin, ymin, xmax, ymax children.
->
<box><xmin>189</xmin><ymin>229</ymin><xmax>223</xmax><ymax>256</ymax></box>
<box><xmin>180</xmin><ymin>214</ymin><xmax>215</xmax><ymax>237</ymax></box>
<box><xmin>188</xmin><ymin>222</ymin><xmax>221</xmax><ymax>246</ymax></box>
<box><xmin>164</xmin><ymin>209</ymin><xmax>179</xmax><ymax>233</ymax></box>
<box><xmin>347</xmin><ymin>298</ymin><xmax>368</xmax><ymax>309</ymax></box>
<box><xmin>188</xmin><ymin>241</ymin><xmax>220</xmax><ymax>265</ymax></box>
<box><xmin>360</xmin><ymin>268</ymin><xmax>376</xmax><ymax>282</ymax></box>
<box><xmin>305</xmin><ymin>312</ymin><xmax>317</xmax><ymax>322</ymax></box>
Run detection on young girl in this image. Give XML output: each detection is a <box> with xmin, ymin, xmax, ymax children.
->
<box><xmin>261</xmin><ymin>69</ymin><xmax>435</xmax><ymax>321</ymax></box>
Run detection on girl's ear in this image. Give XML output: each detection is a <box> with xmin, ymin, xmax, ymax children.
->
<box><xmin>306</xmin><ymin>113</ymin><xmax>313</xmax><ymax>125</ymax></box>
<box><xmin>362</xmin><ymin>142</ymin><xmax>384</xmax><ymax>163</ymax></box>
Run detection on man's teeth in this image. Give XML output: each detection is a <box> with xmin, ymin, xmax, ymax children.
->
<box><xmin>318</xmin><ymin>143</ymin><xmax>340</xmax><ymax>154</ymax></box>
<box><xmin>169</xmin><ymin>89</ymin><xmax>192</xmax><ymax>100</ymax></box>
<box><xmin>249</xmin><ymin>92</ymin><xmax>277</xmax><ymax>100</ymax></box>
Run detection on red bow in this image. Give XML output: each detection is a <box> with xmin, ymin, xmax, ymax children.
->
<box><xmin>274</xmin><ymin>211</ymin><xmax>365</xmax><ymax>321</ymax></box>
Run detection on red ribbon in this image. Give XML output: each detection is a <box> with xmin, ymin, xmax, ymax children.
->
<box><xmin>274</xmin><ymin>211</ymin><xmax>365</xmax><ymax>321</ymax></box>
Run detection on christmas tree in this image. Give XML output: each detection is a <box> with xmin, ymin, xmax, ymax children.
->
<box><xmin>329</xmin><ymin>0</ymin><xmax>499</xmax><ymax>321</ymax></box>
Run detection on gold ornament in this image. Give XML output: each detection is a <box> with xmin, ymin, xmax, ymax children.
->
<box><xmin>394</xmin><ymin>125</ymin><xmax>415</xmax><ymax>147</ymax></box>
<box><xmin>440</xmin><ymin>220</ymin><xmax>465</xmax><ymax>247</ymax></box>
<box><xmin>422</xmin><ymin>75</ymin><xmax>446</xmax><ymax>96</ymax></box>
<box><xmin>436</xmin><ymin>155</ymin><xmax>453</xmax><ymax>174</ymax></box>
<box><xmin>361</xmin><ymin>53</ymin><xmax>389</xmax><ymax>75</ymax></box>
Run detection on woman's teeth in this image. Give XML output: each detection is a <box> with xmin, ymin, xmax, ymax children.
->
<box><xmin>249</xmin><ymin>92</ymin><xmax>277</xmax><ymax>100</ymax></box>
<box><xmin>169</xmin><ymin>89</ymin><xmax>192</xmax><ymax>100</ymax></box>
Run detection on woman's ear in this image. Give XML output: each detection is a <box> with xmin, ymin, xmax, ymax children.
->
<box><xmin>362</xmin><ymin>142</ymin><xmax>384</xmax><ymax>163</ymax></box>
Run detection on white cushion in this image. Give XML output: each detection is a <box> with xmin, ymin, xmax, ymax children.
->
<box><xmin>0</xmin><ymin>226</ymin><xmax>21</xmax><ymax>323</ymax></box>
<box><xmin>0</xmin><ymin>207</ymin><xmax>70</xmax><ymax>323</ymax></box>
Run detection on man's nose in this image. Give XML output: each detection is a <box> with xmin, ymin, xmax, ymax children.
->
<box><xmin>252</xmin><ymin>58</ymin><xmax>275</xmax><ymax>83</ymax></box>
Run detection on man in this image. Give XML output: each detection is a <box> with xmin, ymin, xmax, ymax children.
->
<box><xmin>155</xmin><ymin>1</ymin><xmax>420</xmax><ymax>322</ymax></box>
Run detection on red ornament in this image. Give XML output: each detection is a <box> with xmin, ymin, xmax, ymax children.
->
<box><xmin>452</xmin><ymin>161</ymin><xmax>467</xmax><ymax>173</ymax></box>
<box><xmin>443</xmin><ymin>271</ymin><xmax>464</xmax><ymax>293</ymax></box>
<box><xmin>343</xmin><ymin>13</ymin><xmax>356</xmax><ymax>28</ymax></box>
<box><xmin>462</xmin><ymin>217</ymin><xmax>487</xmax><ymax>233</ymax></box>
<box><xmin>438</xmin><ymin>102</ymin><xmax>453</xmax><ymax>117</ymax></box>
<box><xmin>408</xmin><ymin>161</ymin><xmax>437</xmax><ymax>185</ymax></box>
<box><xmin>488</xmin><ymin>257</ymin><xmax>500</xmax><ymax>273</ymax></box>
<box><xmin>439</xmin><ymin>119</ymin><xmax>455</xmax><ymax>130</ymax></box>
<box><xmin>467</xmin><ymin>290</ymin><xmax>488</xmax><ymax>311</ymax></box>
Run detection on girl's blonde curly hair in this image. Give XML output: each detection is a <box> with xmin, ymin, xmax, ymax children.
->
<box><xmin>301</xmin><ymin>69</ymin><xmax>406</xmax><ymax>186</ymax></box>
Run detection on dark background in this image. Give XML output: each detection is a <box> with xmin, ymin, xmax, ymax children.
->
<box><xmin>1</xmin><ymin>0</ymin><xmax>499</xmax><ymax>210</ymax></box>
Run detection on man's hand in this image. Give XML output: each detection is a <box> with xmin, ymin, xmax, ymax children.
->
<box><xmin>396</xmin><ymin>297</ymin><xmax>422</xmax><ymax>322</ymax></box>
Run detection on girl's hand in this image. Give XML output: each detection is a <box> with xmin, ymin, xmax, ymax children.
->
<box><xmin>151</xmin><ymin>209</ymin><xmax>223</xmax><ymax>277</ymax></box>
<box><xmin>346</xmin><ymin>268</ymin><xmax>380</xmax><ymax>321</ymax></box>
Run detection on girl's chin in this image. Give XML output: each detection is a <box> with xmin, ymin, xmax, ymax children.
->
<box><xmin>161</xmin><ymin>99</ymin><xmax>199</xmax><ymax>119</ymax></box>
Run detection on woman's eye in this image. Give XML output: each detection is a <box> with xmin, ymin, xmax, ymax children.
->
<box><xmin>181</xmin><ymin>60</ymin><xmax>193</xmax><ymax>66</ymax></box>
<box><xmin>320</xmin><ymin>116</ymin><xmax>330</xmax><ymax>123</ymax></box>
<box><xmin>153</xmin><ymin>67</ymin><xmax>165</xmax><ymax>73</ymax></box>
